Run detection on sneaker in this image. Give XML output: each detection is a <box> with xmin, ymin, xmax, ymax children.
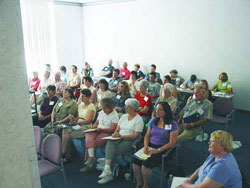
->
<box><xmin>84</xmin><ymin>157</ymin><xmax>95</xmax><ymax>166</ymax></box>
<box><xmin>98</xmin><ymin>169</ymin><xmax>112</xmax><ymax>179</ymax></box>
<box><xmin>98</xmin><ymin>174</ymin><xmax>113</xmax><ymax>184</ymax></box>
<box><xmin>79</xmin><ymin>165</ymin><xmax>95</xmax><ymax>173</ymax></box>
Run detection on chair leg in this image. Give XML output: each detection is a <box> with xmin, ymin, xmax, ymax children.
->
<box><xmin>61</xmin><ymin>159</ymin><xmax>67</xmax><ymax>188</ymax></box>
<box><xmin>160</xmin><ymin>156</ymin><xmax>165</xmax><ymax>188</ymax></box>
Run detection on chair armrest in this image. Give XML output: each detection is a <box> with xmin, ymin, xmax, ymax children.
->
<box><xmin>162</xmin><ymin>145</ymin><xmax>178</xmax><ymax>159</ymax></box>
<box><xmin>226</xmin><ymin>109</ymin><xmax>235</xmax><ymax>119</ymax></box>
<box><xmin>132</xmin><ymin>135</ymin><xmax>142</xmax><ymax>151</ymax></box>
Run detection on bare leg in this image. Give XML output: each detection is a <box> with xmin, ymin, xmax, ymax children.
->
<box><xmin>62</xmin><ymin>129</ymin><xmax>70</xmax><ymax>154</ymax></box>
<box><xmin>133</xmin><ymin>163</ymin><xmax>143</xmax><ymax>187</ymax></box>
<box><xmin>142</xmin><ymin>165</ymin><xmax>152</xmax><ymax>188</ymax></box>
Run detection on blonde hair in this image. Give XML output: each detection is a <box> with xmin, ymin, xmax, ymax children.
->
<box><xmin>211</xmin><ymin>130</ymin><xmax>233</xmax><ymax>152</ymax></box>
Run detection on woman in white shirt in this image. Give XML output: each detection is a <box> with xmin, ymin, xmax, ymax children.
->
<box><xmin>98</xmin><ymin>98</ymin><xmax>144</xmax><ymax>184</ymax></box>
<box><xmin>79</xmin><ymin>97</ymin><xmax>119</xmax><ymax>173</ymax></box>
<box><xmin>96</xmin><ymin>79</ymin><xmax>113</xmax><ymax>110</ymax></box>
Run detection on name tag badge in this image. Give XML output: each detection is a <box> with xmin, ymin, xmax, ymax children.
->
<box><xmin>222</xmin><ymin>83</ymin><xmax>227</xmax><ymax>87</ymax></box>
<box><xmin>114</xmin><ymin>81</ymin><xmax>118</xmax><ymax>85</ymax></box>
<box><xmin>33</xmin><ymin>81</ymin><xmax>36</xmax><ymax>85</ymax></box>
<box><xmin>122</xmin><ymin>72</ymin><xmax>125</xmax><ymax>75</ymax></box>
<box><xmin>82</xmin><ymin>109</ymin><xmax>87</xmax><ymax>114</ymax></box>
<box><xmin>49</xmin><ymin>101</ymin><xmax>54</xmax><ymax>105</ymax></box>
<box><xmin>198</xmin><ymin>108</ymin><xmax>204</xmax><ymax>115</ymax></box>
<box><xmin>58</xmin><ymin>102</ymin><xmax>63</xmax><ymax>107</ymax></box>
<box><xmin>144</xmin><ymin>96</ymin><xmax>148</xmax><ymax>101</ymax></box>
<box><xmin>116</xmin><ymin>95</ymin><xmax>121</xmax><ymax>99</ymax></box>
<box><xmin>165</xmin><ymin>124</ymin><xmax>172</xmax><ymax>130</ymax></box>
<box><xmin>104</xmin><ymin>67</ymin><xmax>108</xmax><ymax>71</ymax></box>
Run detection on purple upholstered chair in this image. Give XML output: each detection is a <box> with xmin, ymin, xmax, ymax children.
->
<box><xmin>33</xmin><ymin>126</ymin><xmax>42</xmax><ymax>156</ymax></box>
<box><xmin>211</xmin><ymin>98</ymin><xmax>235</xmax><ymax>131</ymax></box>
<box><xmin>38</xmin><ymin>134</ymin><xmax>66</xmax><ymax>186</ymax></box>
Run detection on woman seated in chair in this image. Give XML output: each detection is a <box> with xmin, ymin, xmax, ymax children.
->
<box><xmin>80</xmin><ymin>97</ymin><xmax>119</xmax><ymax>173</ymax></box>
<box><xmin>179</xmin><ymin>130</ymin><xmax>242</xmax><ymax>188</ymax></box>
<box><xmin>114</xmin><ymin>81</ymin><xmax>131</xmax><ymax>116</ymax></box>
<box><xmin>156</xmin><ymin>83</ymin><xmax>178</xmax><ymax>115</ymax></box>
<box><xmin>79</xmin><ymin>76</ymin><xmax>97</xmax><ymax>104</ymax></box>
<box><xmin>61</xmin><ymin>89</ymin><xmax>96</xmax><ymax>162</ymax></box>
<box><xmin>212</xmin><ymin>72</ymin><xmax>232</xmax><ymax>93</ymax></box>
<box><xmin>96</xmin><ymin>79</ymin><xmax>113</xmax><ymax>111</ymax></box>
<box><xmin>132</xmin><ymin>101</ymin><xmax>178</xmax><ymax>188</ymax></box>
<box><xmin>43</xmin><ymin>88</ymin><xmax>78</xmax><ymax>137</ymax></box>
<box><xmin>98</xmin><ymin>98</ymin><xmax>144</xmax><ymax>184</ymax></box>
<box><xmin>133</xmin><ymin>80</ymin><xmax>153</xmax><ymax>124</ymax></box>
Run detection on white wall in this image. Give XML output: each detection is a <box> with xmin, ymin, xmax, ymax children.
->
<box><xmin>54</xmin><ymin>2</ymin><xmax>84</xmax><ymax>71</ymax></box>
<box><xmin>82</xmin><ymin>0</ymin><xmax>250</xmax><ymax>111</ymax></box>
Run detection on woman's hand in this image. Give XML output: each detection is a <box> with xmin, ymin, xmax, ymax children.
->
<box><xmin>112</xmin><ymin>132</ymin><xmax>121</xmax><ymax>138</ymax></box>
<box><xmin>178</xmin><ymin>178</ymin><xmax>192</xmax><ymax>188</ymax></box>
<box><xmin>144</xmin><ymin>146</ymin><xmax>149</xmax><ymax>155</ymax></box>
<box><xmin>148</xmin><ymin>148</ymin><xmax>159</xmax><ymax>155</ymax></box>
<box><xmin>52</xmin><ymin>121</ymin><xmax>60</xmax><ymax>126</ymax></box>
<box><xmin>38</xmin><ymin>115</ymin><xmax>46</xmax><ymax>121</ymax></box>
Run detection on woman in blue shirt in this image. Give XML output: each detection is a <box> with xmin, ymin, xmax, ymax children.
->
<box><xmin>179</xmin><ymin>130</ymin><xmax>242</xmax><ymax>188</ymax></box>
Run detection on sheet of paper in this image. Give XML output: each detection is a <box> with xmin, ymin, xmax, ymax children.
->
<box><xmin>134</xmin><ymin>147</ymin><xmax>153</xmax><ymax>161</ymax></box>
<box><xmin>171</xmin><ymin>177</ymin><xmax>188</xmax><ymax>188</ymax></box>
<box><xmin>102</xmin><ymin>136</ymin><xmax>121</xmax><ymax>140</ymax></box>
<box><xmin>83</xmin><ymin>128</ymin><xmax>97</xmax><ymax>133</ymax></box>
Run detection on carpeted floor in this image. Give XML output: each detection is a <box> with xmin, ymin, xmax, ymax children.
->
<box><xmin>41</xmin><ymin>111</ymin><xmax>250</xmax><ymax>188</ymax></box>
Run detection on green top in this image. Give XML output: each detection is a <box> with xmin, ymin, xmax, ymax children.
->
<box><xmin>216</xmin><ymin>80</ymin><xmax>231</xmax><ymax>93</ymax></box>
<box><xmin>53</xmin><ymin>98</ymin><xmax>78</xmax><ymax>121</ymax></box>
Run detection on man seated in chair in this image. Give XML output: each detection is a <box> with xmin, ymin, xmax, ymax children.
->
<box><xmin>177</xmin><ymin>86</ymin><xmax>213</xmax><ymax>143</ymax></box>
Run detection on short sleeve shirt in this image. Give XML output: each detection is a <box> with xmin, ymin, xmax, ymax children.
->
<box><xmin>40</xmin><ymin>96</ymin><xmax>58</xmax><ymax>116</ymax></box>
<box><xmin>147</xmin><ymin>82</ymin><xmax>161</xmax><ymax>102</ymax></box>
<box><xmin>149</xmin><ymin>118</ymin><xmax>179</xmax><ymax>146</ymax></box>
<box><xmin>97</xmin><ymin>110</ymin><xmax>119</xmax><ymax>129</ymax></box>
<box><xmin>118</xmin><ymin>114</ymin><xmax>144</xmax><ymax>136</ymax></box>
<box><xmin>135</xmin><ymin>93</ymin><xmax>152</xmax><ymax>117</ymax></box>
<box><xmin>195</xmin><ymin>153</ymin><xmax>242</xmax><ymax>188</ymax></box>
<box><xmin>53</xmin><ymin>98</ymin><xmax>78</xmax><ymax>121</ymax></box>
<box><xmin>216</xmin><ymin>80</ymin><xmax>231</xmax><ymax>93</ymax></box>
<box><xmin>109</xmin><ymin>77</ymin><xmax>122</xmax><ymax>89</ymax></box>
<box><xmin>78</xmin><ymin>103</ymin><xmax>96</xmax><ymax>121</ymax></box>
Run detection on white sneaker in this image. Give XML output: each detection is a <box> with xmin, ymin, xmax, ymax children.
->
<box><xmin>98</xmin><ymin>174</ymin><xmax>113</xmax><ymax>184</ymax></box>
<box><xmin>98</xmin><ymin>169</ymin><xmax>112</xmax><ymax>179</ymax></box>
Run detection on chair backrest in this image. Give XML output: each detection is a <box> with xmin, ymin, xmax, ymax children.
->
<box><xmin>41</xmin><ymin>134</ymin><xmax>62</xmax><ymax>165</ymax></box>
<box><xmin>213</xmin><ymin>98</ymin><xmax>234</xmax><ymax>116</ymax></box>
<box><xmin>33</xmin><ymin>126</ymin><xmax>42</xmax><ymax>154</ymax></box>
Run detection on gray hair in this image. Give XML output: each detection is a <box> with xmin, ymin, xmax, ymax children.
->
<box><xmin>125</xmin><ymin>98</ymin><xmax>139</xmax><ymax>111</ymax></box>
<box><xmin>55</xmin><ymin>71</ymin><xmax>61</xmax><ymax>77</ymax></box>
<box><xmin>163</xmin><ymin>83</ymin><xmax>174</xmax><ymax>95</ymax></box>
<box><xmin>139</xmin><ymin>80</ymin><xmax>149</xmax><ymax>89</ymax></box>
<box><xmin>101</xmin><ymin>97</ymin><xmax>114</xmax><ymax>110</ymax></box>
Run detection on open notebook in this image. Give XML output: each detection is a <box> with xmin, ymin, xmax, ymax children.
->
<box><xmin>134</xmin><ymin>147</ymin><xmax>153</xmax><ymax>161</ymax></box>
<box><xmin>171</xmin><ymin>177</ymin><xmax>188</xmax><ymax>188</ymax></box>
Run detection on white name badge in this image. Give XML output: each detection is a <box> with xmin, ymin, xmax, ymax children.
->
<box><xmin>165</xmin><ymin>124</ymin><xmax>172</xmax><ymax>130</ymax></box>
<box><xmin>144</xmin><ymin>96</ymin><xmax>148</xmax><ymax>101</ymax></box>
<box><xmin>33</xmin><ymin>81</ymin><xmax>36</xmax><ymax>85</ymax></box>
<box><xmin>197</xmin><ymin>108</ymin><xmax>204</xmax><ymax>115</ymax></box>
<box><xmin>122</xmin><ymin>72</ymin><xmax>125</xmax><ymax>75</ymax></box>
<box><xmin>222</xmin><ymin>83</ymin><xmax>227</xmax><ymax>87</ymax></box>
<box><xmin>82</xmin><ymin>109</ymin><xmax>87</xmax><ymax>114</ymax></box>
<box><xmin>114</xmin><ymin>81</ymin><xmax>118</xmax><ymax>85</ymax></box>
<box><xmin>49</xmin><ymin>101</ymin><xmax>54</xmax><ymax>105</ymax></box>
<box><xmin>58</xmin><ymin>102</ymin><xmax>63</xmax><ymax>107</ymax></box>
<box><xmin>116</xmin><ymin>95</ymin><xmax>121</xmax><ymax>99</ymax></box>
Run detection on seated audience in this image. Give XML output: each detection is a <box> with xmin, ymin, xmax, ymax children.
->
<box><xmin>157</xmin><ymin>83</ymin><xmax>178</xmax><ymax>115</ymax></box>
<box><xmin>29</xmin><ymin>71</ymin><xmax>40</xmax><ymax>91</ymax></box>
<box><xmin>61</xmin><ymin>89</ymin><xmax>96</xmax><ymax>162</ymax></box>
<box><xmin>36</xmin><ymin>71</ymin><xmax>54</xmax><ymax>105</ymax></box>
<box><xmin>54</xmin><ymin>71</ymin><xmax>66</xmax><ymax>98</ymax></box>
<box><xmin>109</xmin><ymin>69</ymin><xmax>122</xmax><ymax>94</ymax></box>
<box><xmin>134</xmin><ymin>80</ymin><xmax>153</xmax><ymax>123</ymax></box>
<box><xmin>147</xmin><ymin>72</ymin><xmax>161</xmax><ymax>105</ymax></box>
<box><xmin>181</xmin><ymin>74</ymin><xmax>199</xmax><ymax>90</ymax></box>
<box><xmin>212</xmin><ymin>72</ymin><xmax>232</xmax><ymax>93</ymax></box>
<box><xmin>60</xmin><ymin>65</ymin><xmax>67</xmax><ymax>84</ymax></box>
<box><xmin>130</xmin><ymin>71</ymin><xmax>141</xmax><ymax>97</ymax></box>
<box><xmin>32</xmin><ymin>85</ymin><xmax>58</xmax><ymax>128</ymax></box>
<box><xmin>81</xmin><ymin>68</ymin><xmax>89</xmax><ymax>78</ymax></box>
<box><xmin>134</xmin><ymin>64</ymin><xmax>145</xmax><ymax>80</ymax></box>
<box><xmin>100</xmin><ymin>59</ymin><xmax>114</xmax><ymax>78</ymax></box>
<box><xmin>200</xmin><ymin>79</ymin><xmax>212</xmax><ymax>101</ymax></box>
<box><xmin>170</xmin><ymin>69</ymin><xmax>184</xmax><ymax>87</ymax></box>
<box><xmin>45</xmin><ymin>63</ymin><xmax>55</xmax><ymax>77</ymax></box>
<box><xmin>67</xmin><ymin>65</ymin><xmax>81</xmax><ymax>99</ymax></box>
<box><xmin>84</xmin><ymin>62</ymin><xmax>94</xmax><ymax>77</ymax></box>
<box><xmin>80</xmin><ymin>98</ymin><xmax>119</xmax><ymax>172</ymax></box>
<box><xmin>177</xmin><ymin>86</ymin><xmax>213</xmax><ymax>143</ymax></box>
<box><xmin>133</xmin><ymin>102</ymin><xmax>178</xmax><ymax>188</ymax></box>
<box><xmin>114</xmin><ymin>81</ymin><xmax>131</xmax><ymax>115</ymax></box>
<box><xmin>96</xmin><ymin>79</ymin><xmax>113</xmax><ymax>110</ymax></box>
<box><xmin>98</xmin><ymin>99</ymin><xmax>144</xmax><ymax>184</ymax></box>
<box><xmin>43</xmin><ymin>88</ymin><xmax>78</xmax><ymax>137</ymax></box>
<box><xmin>179</xmin><ymin>130</ymin><xmax>242</xmax><ymax>188</ymax></box>
<box><xmin>80</xmin><ymin>76</ymin><xmax>97</xmax><ymax>104</ymax></box>
<box><xmin>119</xmin><ymin>62</ymin><xmax>130</xmax><ymax>80</ymax></box>
<box><xmin>161</xmin><ymin>75</ymin><xmax>178</xmax><ymax>98</ymax></box>
<box><xmin>145</xmin><ymin>64</ymin><xmax>162</xmax><ymax>84</ymax></box>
